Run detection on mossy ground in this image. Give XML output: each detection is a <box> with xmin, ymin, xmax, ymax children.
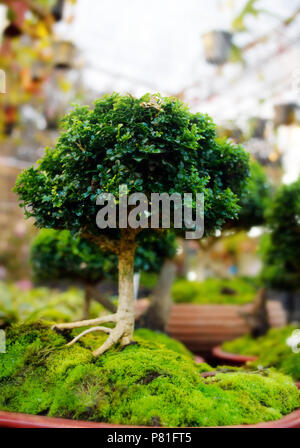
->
<box><xmin>222</xmin><ymin>326</ymin><xmax>300</xmax><ymax>381</ymax></box>
<box><xmin>0</xmin><ymin>282</ymin><xmax>106</xmax><ymax>327</ymax></box>
<box><xmin>0</xmin><ymin>322</ymin><xmax>299</xmax><ymax>427</ymax></box>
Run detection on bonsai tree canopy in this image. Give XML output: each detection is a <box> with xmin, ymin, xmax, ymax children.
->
<box><xmin>15</xmin><ymin>93</ymin><xmax>249</xmax><ymax>355</ymax></box>
<box><xmin>260</xmin><ymin>178</ymin><xmax>300</xmax><ymax>319</ymax></box>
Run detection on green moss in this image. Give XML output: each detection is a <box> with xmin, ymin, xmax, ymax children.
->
<box><xmin>0</xmin><ymin>322</ymin><xmax>299</xmax><ymax>426</ymax></box>
<box><xmin>171</xmin><ymin>277</ymin><xmax>257</xmax><ymax>305</ymax></box>
<box><xmin>133</xmin><ymin>328</ymin><xmax>194</xmax><ymax>359</ymax></box>
<box><xmin>222</xmin><ymin>326</ymin><xmax>300</xmax><ymax>381</ymax></box>
<box><xmin>0</xmin><ymin>282</ymin><xmax>106</xmax><ymax>327</ymax></box>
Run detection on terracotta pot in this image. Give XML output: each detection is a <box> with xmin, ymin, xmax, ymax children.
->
<box><xmin>212</xmin><ymin>345</ymin><xmax>257</xmax><ymax>365</ymax></box>
<box><xmin>166</xmin><ymin>301</ymin><xmax>286</xmax><ymax>355</ymax></box>
<box><xmin>0</xmin><ymin>409</ymin><xmax>299</xmax><ymax>428</ymax></box>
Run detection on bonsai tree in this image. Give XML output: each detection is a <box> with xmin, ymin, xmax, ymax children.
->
<box><xmin>198</xmin><ymin>159</ymin><xmax>271</xmax><ymax>273</ymax></box>
<box><xmin>30</xmin><ymin>229</ymin><xmax>117</xmax><ymax>318</ymax></box>
<box><xmin>260</xmin><ymin>178</ymin><xmax>300</xmax><ymax>321</ymax></box>
<box><xmin>15</xmin><ymin>93</ymin><xmax>249</xmax><ymax>356</ymax></box>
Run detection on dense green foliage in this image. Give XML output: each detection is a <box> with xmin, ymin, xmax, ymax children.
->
<box><xmin>0</xmin><ymin>283</ymin><xmax>105</xmax><ymax>327</ymax></box>
<box><xmin>31</xmin><ymin>229</ymin><xmax>115</xmax><ymax>284</ymax></box>
<box><xmin>135</xmin><ymin>231</ymin><xmax>177</xmax><ymax>273</ymax></box>
<box><xmin>31</xmin><ymin>229</ymin><xmax>177</xmax><ymax>284</ymax></box>
<box><xmin>14</xmin><ymin>93</ymin><xmax>249</xmax><ymax>238</ymax></box>
<box><xmin>171</xmin><ymin>277</ymin><xmax>257</xmax><ymax>305</ymax></box>
<box><xmin>222</xmin><ymin>326</ymin><xmax>300</xmax><ymax>381</ymax></box>
<box><xmin>235</xmin><ymin>160</ymin><xmax>271</xmax><ymax>230</ymax></box>
<box><xmin>0</xmin><ymin>322</ymin><xmax>298</xmax><ymax>426</ymax></box>
<box><xmin>260</xmin><ymin>178</ymin><xmax>300</xmax><ymax>292</ymax></box>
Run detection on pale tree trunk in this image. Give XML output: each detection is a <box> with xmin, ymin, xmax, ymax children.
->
<box><xmin>53</xmin><ymin>229</ymin><xmax>137</xmax><ymax>357</ymax></box>
<box><xmin>136</xmin><ymin>260</ymin><xmax>176</xmax><ymax>333</ymax></box>
<box><xmin>115</xmin><ymin>240</ymin><xmax>136</xmax><ymax>346</ymax></box>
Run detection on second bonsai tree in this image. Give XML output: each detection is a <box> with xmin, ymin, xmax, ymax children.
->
<box><xmin>15</xmin><ymin>93</ymin><xmax>249</xmax><ymax>355</ymax></box>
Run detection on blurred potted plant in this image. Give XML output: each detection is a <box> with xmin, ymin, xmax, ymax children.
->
<box><xmin>161</xmin><ymin>162</ymin><xmax>285</xmax><ymax>355</ymax></box>
<box><xmin>53</xmin><ymin>40</ymin><xmax>75</xmax><ymax>69</ymax></box>
<box><xmin>260</xmin><ymin>178</ymin><xmax>300</xmax><ymax>322</ymax></box>
<box><xmin>202</xmin><ymin>30</ymin><xmax>232</xmax><ymax>65</ymax></box>
<box><xmin>274</xmin><ymin>103</ymin><xmax>298</xmax><ymax>126</ymax></box>
<box><xmin>248</xmin><ymin>117</ymin><xmax>268</xmax><ymax>139</ymax></box>
<box><xmin>21</xmin><ymin>60</ymin><xmax>48</xmax><ymax>94</ymax></box>
<box><xmin>213</xmin><ymin>178</ymin><xmax>300</xmax><ymax>363</ymax></box>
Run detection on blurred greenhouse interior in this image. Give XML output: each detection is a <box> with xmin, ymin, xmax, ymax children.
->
<box><xmin>0</xmin><ymin>0</ymin><xmax>299</xmax><ymax>355</ymax></box>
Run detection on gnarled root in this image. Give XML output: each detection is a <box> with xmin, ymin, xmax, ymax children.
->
<box><xmin>52</xmin><ymin>312</ymin><xmax>133</xmax><ymax>356</ymax></box>
<box><xmin>66</xmin><ymin>325</ymin><xmax>112</xmax><ymax>347</ymax></box>
<box><xmin>52</xmin><ymin>313</ymin><xmax>117</xmax><ymax>330</ymax></box>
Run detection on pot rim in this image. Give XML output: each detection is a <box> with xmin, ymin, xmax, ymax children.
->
<box><xmin>0</xmin><ymin>409</ymin><xmax>299</xmax><ymax>428</ymax></box>
<box><xmin>212</xmin><ymin>345</ymin><xmax>258</xmax><ymax>363</ymax></box>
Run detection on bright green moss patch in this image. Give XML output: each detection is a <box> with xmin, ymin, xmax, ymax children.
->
<box><xmin>171</xmin><ymin>277</ymin><xmax>257</xmax><ymax>305</ymax></box>
<box><xmin>0</xmin><ymin>322</ymin><xmax>299</xmax><ymax>426</ymax></box>
<box><xmin>0</xmin><ymin>282</ymin><xmax>106</xmax><ymax>327</ymax></box>
<box><xmin>222</xmin><ymin>326</ymin><xmax>300</xmax><ymax>381</ymax></box>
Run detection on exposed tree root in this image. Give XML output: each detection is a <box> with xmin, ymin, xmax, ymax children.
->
<box><xmin>53</xmin><ymin>229</ymin><xmax>137</xmax><ymax>356</ymax></box>
<box><xmin>92</xmin><ymin>323</ymin><xmax>125</xmax><ymax>356</ymax></box>
<box><xmin>66</xmin><ymin>326</ymin><xmax>112</xmax><ymax>346</ymax></box>
<box><xmin>53</xmin><ymin>313</ymin><xmax>131</xmax><ymax>356</ymax></box>
<box><xmin>52</xmin><ymin>313</ymin><xmax>117</xmax><ymax>330</ymax></box>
